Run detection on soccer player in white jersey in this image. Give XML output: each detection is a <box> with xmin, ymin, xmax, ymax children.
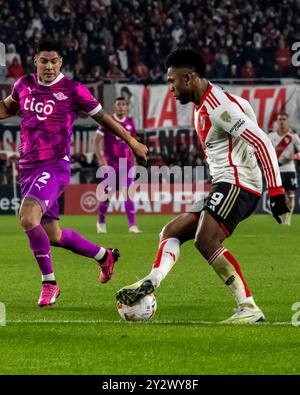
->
<box><xmin>117</xmin><ymin>48</ymin><xmax>289</xmax><ymax>324</ymax></box>
<box><xmin>268</xmin><ymin>113</ymin><xmax>300</xmax><ymax>225</ymax></box>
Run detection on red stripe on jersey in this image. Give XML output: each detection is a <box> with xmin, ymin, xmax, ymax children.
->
<box><xmin>268</xmin><ymin>186</ymin><xmax>284</xmax><ymax>196</ymax></box>
<box><xmin>223</xmin><ymin>250</ymin><xmax>251</xmax><ymax>297</ymax></box>
<box><xmin>205</xmin><ymin>95</ymin><xmax>215</xmax><ymax>110</ymax></box>
<box><xmin>225</xmin><ymin>92</ymin><xmax>245</xmax><ymax>113</ymax></box>
<box><xmin>197</xmin><ymin>105</ymin><xmax>212</xmax><ymax>142</ymax></box>
<box><xmin>153</xmin><ymin>239</ymin><xmax>168</xmax><ymax>268</ymax></box>
<box><xmin>228</xmin><ymin>135</ymin><xmax>239</xmax><ymax>185</ymax></box>
<box><xmin>210</xmin><ymin>91</ymin><xmax>221</xmax><ymax>106</ymax></box>
<box><xmin>245</xmin><ymin>129</ymin><xmax>277</xmax><ymax>187</ymax></box>
<box><xmin>242</xmin><ymin>131</ymin><xmax>275</xmax><ymax>187</ymax></box>
<box><xmin>275</xmin><ymin>133</ymin><xmax>292</xmax><ymax>159</ymax></box>
<box><xmin>243</xmin><ymin>130</ymin><xmax>277</xmax><ymax>188</ymax></box>
<box><xmin>242</xmin><ymin>131</ymin><xmax>273</xmax><ymax>187</ymax></box>
<box><xmin>207</xmin><ymin>93</ymin><xmax>217</xmax><ymax>108</ymax></box>
<box><xmin>195</xmin><ymin>82</ymin><xmax>212</xmax><ymax>110</ymax></box>
<box><xmin>237</xmin><ymin>184</ymin><xmax>262</xmax><ymax>197</ymax></box>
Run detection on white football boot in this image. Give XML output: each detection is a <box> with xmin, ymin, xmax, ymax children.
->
<box><xmin>129</xmin><ymin>225</ymin><xmax>142</xmax><ymax>234</ymax></box>
<box><xmin>221</xmin><ymin>303</ymin><xmax>265</xmax><ymax>324</ymax></box>
<box><xmin>281</xmin><ymin>212</ymin><xmax>292</xmax><ymax>226</ymax></box>
<box><xmin>96</xmin><ymin>223</ymin><xmax>107</xmax><ymax>234</ymax></box>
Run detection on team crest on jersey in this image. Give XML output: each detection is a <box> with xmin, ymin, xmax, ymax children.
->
<box><xmin>221</xmin><ymin>111</ymin><xmax>231</xmax><ymax>123</ymax></box>
<box><xmin>53</xmin><ymin>92</ymin><xmax>68</xmax><ymax>100</ymax></box>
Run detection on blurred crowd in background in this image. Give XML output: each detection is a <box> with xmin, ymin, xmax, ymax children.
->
<box><xmin>0</xmin><ymin>144</ymin><xmax>210</xmax><ymax>185</ymax></box>
<box><xmin>1</xmin><ymin>0</ymin><xmax>300</xmax><ymax>82</ymax></box>
<box><xmin>1</xmin><ymin>0</ymin><xmax>300</xmax><ymax>185</ymax></box>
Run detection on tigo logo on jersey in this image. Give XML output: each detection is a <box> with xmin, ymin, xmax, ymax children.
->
<box><xmin>24</xmin><ymin>98</ymin><xmax>55</xmax><ymax>120</ymax></box>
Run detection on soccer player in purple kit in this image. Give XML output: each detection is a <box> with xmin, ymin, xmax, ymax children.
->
<box><xmin>94</xmin><ymin>97</ymin><xmax>142</xmax><ymax>234</ymax></box>
<box><xmin>0</xmin><ymin>40</ymin><xmax>148</xmax><ymax>307</ymax></box>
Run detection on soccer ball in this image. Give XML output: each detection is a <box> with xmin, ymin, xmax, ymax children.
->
<box><xmin>117</xmin><ymin>294</ymin><xmax>157</xmax><ymax>321</ymax></box>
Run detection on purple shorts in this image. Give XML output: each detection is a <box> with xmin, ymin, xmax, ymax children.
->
<box><xmin>19</xmin><ymin>160</ymin><xmax>70</xmax><ymax>224</ymax></box>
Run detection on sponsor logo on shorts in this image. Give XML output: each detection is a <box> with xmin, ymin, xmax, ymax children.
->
<box><xmin>229</xmin><ymin>119</ymin><xmax>245</xmax><ymax>134</ymax></box>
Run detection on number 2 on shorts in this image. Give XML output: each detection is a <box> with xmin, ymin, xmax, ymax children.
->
<box><xmin>38</xmin><ymin>172</ymin><xmax>51</xmax><ymax>185</ymax></box>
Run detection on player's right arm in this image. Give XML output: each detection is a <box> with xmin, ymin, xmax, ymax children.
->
<box><xmin>94</xmin><ymin>129</ymin><xmax>107</xmax><ymax>166</ymax></box>
<box><xmin>74</xmin><ymin>81</ymin><xmax>148</xmax><ymax>162</ymax></box>
<box><xmin>0</xmin><ymin>96</ymin><xmax>20</xmax><ymax>119</ymax></box>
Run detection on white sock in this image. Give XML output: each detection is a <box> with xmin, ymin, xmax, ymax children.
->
<box><xmin>145</xmin><ymin>238</ymin><xmax>180</xmax><ymax>288</ymax></box>
<box><xmin>42</xmin><ymin>273</ymin><xmax>55</xmax><ymax>282</ymax></box>
<box><xmin>209</xmin><ymin>247</ymin><xmax>255</xmax><ymax>306</ymax></box>
<box><xmin>94</xmin><ymin>247</ymin><xmax>106</xmax><ymax>261</ymax></box>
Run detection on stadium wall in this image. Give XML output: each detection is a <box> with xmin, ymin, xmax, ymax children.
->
<box><xmin>1</xmin><ymin>82</ymin><xmax>300</xmax><ymax>132</ymax></box>
<box><xmin>1</xmin><ymin>184</ymin><xmax>300</xmax><ymax>216</ymax></box>
<box><xmin>111</xmin><ymin>83</ymin><xmax>300</xmax><ymax>133</ymax></box>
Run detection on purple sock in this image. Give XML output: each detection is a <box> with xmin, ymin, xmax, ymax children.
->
<box><xmin>98</xmin><ymin>200</ymin><xmax>109</xmax><ymax>224</ymax></box>
<box><xmin>26</xmin><ymin>225</ymin><xmax>53</xmax><ymax>275</ymax></box>
<box><xmin>125</xmin><ymin>199</ymin><xmax>135</xmax><ymax>227</ymax></box>
<box><xmin>56</xmin><ymin>228</ymin><xmax>101</xmax><ymax>258</ymax></box>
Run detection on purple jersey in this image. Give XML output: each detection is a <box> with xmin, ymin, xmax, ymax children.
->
<box><xmin>97</xmin><ymin>115</ymin><xmax>136</xmax><ymax>163</ymax></box>
<box><xmin>10</xmin><ymin>73</ymin><xmax>101</xmax><ymax>169</ymax></box>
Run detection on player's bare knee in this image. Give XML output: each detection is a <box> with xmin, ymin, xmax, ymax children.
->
<box><xmin>19</xmin><ymin>215</ymin><xmax>40</xmax><ymax>230</ymax></box>
<box><xmin>49</xmin><ymin>235</ymin><xmax>61</xmax><ymax>245</ymax></box>
<box><xmin>159</xmin><ymin>223</ymin><xmax>172</xmax><ymax>241</ymax></box>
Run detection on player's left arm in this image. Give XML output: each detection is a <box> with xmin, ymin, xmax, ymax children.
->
<box><xmin>93</xmin><ymin>109</ymin><xmax>148</xmax><ymax>161</ymax></box>
<box><xmin>130</xmin><ymin>118</ymin><xmax>138</xmax><ymax>165</ymax></box>
<box><xmin>213</xmin><ymin>103</ymin><xmax>289</xmax><ymax>223</ymax></box>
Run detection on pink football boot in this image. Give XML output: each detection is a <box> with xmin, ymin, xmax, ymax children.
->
<box><xmin>99</xmin><ymin>249</ymin><xmax>120</xmax><ymax>283</ymax></box>
<box><xmin>38</xmin><ymin>283</ymin><xmax>60</xmax><ymax>307</ymax></box>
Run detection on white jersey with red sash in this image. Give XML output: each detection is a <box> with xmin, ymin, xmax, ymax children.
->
<box><xmin>194</xmin><ymin>82</ymin><xmax>283</xmax><ymax>197</ymax></box>
<box><xmin>268</xmin><ymin>131</ymin><xmax>300</xmax><ymax>172</ymax></box>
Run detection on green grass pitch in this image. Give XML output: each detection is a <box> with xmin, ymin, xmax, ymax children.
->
<box><xmin>0</xmin><ymin>214</ymin><xmax>300</xmax><ymax>374</ymax></box>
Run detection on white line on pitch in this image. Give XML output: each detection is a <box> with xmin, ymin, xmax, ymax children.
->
<box><xmin>6</xmin><ymin>319</ymin><xmax>292</xmax><ymax>326</ymax></box>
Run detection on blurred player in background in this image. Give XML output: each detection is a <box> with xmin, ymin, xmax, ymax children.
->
<box><xmin>269</xmin><ymin>112</ymin><xmax>300</xmax><ymax>225</ymax></box>
<box><xmin>117</xmin><ymin>48</ymin><xmax>289</xmax><ymax>324</ymax></box>
<box><xmin>0</xmin><ymin>39</ymin><xmax>147</xmax><ymax>307</ymax></box>
<box><xmin>94</xmin><ymin>97</ymin><xmax>142</xmax><ymax>234</ymax></box>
